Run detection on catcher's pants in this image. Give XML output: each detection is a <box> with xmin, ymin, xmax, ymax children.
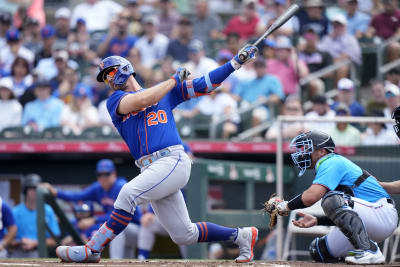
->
<box><xmin>138</xmin><ymin>215</ymin><xmax>187</xmax><ymax>258</ymax></box>
<box><xmin>326</xmin><ymin>197</ymin><xmax>398</xmax><ymax>258</ymax></box>
<box><xmin>109</xmin><ymin>222</ymin><xmax>139</xmax><ymax>259</ymax></box>
<box><xmin>114</xmin><ymin>145</ymin><xmax>199</xmax><ymax>245</ymax></box>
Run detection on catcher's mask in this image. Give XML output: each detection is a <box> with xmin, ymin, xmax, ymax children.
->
<box><xmin>290</xmin><ymin>131</ymin><xmax>335</xmax><ymax>176</ymax></box>
<box><xmin>96</xmin><ymin>56</ymin><xmax>135</xmax><ymax>89</ymax></box>
<box><xmin>392</xmin><ymin>106</ymin><xmax>400</xmax><ymax>140</ymax></box>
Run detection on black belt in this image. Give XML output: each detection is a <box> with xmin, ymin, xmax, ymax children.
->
<box><xmin>387</xmin><ymin>198</ymin><xmax>395</xmax><ymax>205</ymax></box>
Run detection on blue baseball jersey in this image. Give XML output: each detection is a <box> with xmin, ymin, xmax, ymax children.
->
<box><xmin>106</xmin><ymin>61</ymin><xmax>236</xmax><ymax>160</ymax></box>
<box><xmin>57</xmin><ymin>178</ymin><xmax>141</xmax><ymax>225</ymax></box>
<box><xmin>313</xmin><ymin>154</ymin><xmax>389</xmax><ymax>202</ymax></box>
<box><xmin>0</xmin><ymin>201</ymin><xmax>15</xmax><ymax>240</ymax></box>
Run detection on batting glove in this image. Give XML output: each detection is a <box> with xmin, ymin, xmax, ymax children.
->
<box><xmin>171</xmin><ymin>67</ymin><xmax>191</xmax><ymax>85</ymax></box>
<box><xmin>231</xmin><ymin>44</ymin><xmax>258</xmax><ymax>70</ymax></box>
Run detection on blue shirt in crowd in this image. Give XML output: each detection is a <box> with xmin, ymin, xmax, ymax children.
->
<box><xmin>12</xmin><ymin>203</ymin><xmax>60</xmax><ymax>240</ymax></box>
<box><xmin>346</xmin><ymin>11</ymin><xmax>371</xmax><ymax>35</ymax></box>
<box><xmin>22</xmin><ymin>96</ymin><xmax>64</xmax><ymax>130</ymax></box>
<box><xmin>0</xmin><ymin>200</ymin><xmax>15</xmax><ymax>240</ymax></box>
<box><xmin>105</xmin><ymin>36</ymin><xmax>137</xmax><ymax>58</ymax></box>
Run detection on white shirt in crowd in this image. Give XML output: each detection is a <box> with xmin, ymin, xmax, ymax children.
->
<box><xmin>361</xmin><ymin>128</ymin><xmax>399</xmax><ymax>146</ymax></box>
<box><xmin>70</xmin><ymin>0</ymin><xmax>122</xmax><ymax>32</ymax></box>
<box><xmin>196</xmin><ymin>92</ymin><xmax>240</xmax><ymax>124</ymax></box>
<box><xmin>134</xmin><ymin>33</ymin><xmax>169</xmax><ymax>68</ymax></box>
<box><xmin>98</xmin><ymin>99</ymin><xmax>113</xmax><ymax>127</ymax></box>
<box><xmin>60</xmin><ymin>105</ymin><xmax>99</xmax><ymax>134</ymax></box>
<box><xmin>305</xmin><ymin>109</ymin><xmax>336</xmax><ymax>133</ymax></box>
<box><xmin>0</xmin><ymin>99</ymin><xmax>22</xmax><ymax>131</ymax></box>
<box><xmin>0</xmin><ymin>45</ymin><xmax>34</xmax><ymax>74</ymax></box>
<box><xmin>185</xmin><ymin>57</ymin><xmax>219</xmax><ymax>78</ymax></box>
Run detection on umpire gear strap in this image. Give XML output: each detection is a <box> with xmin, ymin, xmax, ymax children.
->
<box><xmin>335</xmin><ymin>170</ymin><xmax>374</xmax><ymax>197</ymax></box>
<box><xmin>321</xmin><ymin>191</ymin><xmax>371</xmax><ymax>250</ymax></box>
<box><xmin>309</xmin><ymin>236</ymin><xmax>340</xmax><ymax>263</ymax></box>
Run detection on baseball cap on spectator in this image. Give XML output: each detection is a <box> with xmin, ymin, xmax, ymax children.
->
<box><xmin>77</xmin><ymin>18</ymin><xmax>86</xmax><ymax>25</ymax></box>
<box><xmin>96</xmin><ymin>159</ymin><xmax>115</xmax><ymax>173</ymax></box>
<box><xmin>143</xmin><ymin>15</ymin><xmax>159</xmax><ymax>26</ymax></box>
<box><xmin>127</xmin><ymin>0</ymin><xmax>138</xmax><ymax>5</ymax></box>
<box><xmin>335</xmin><ymin>102</ymin><xmax>350</xmax><ymax>115</ymax></box>
<box><xmin>73</xmin><ymin>84</ymin><xmax>92</xmax><ymax>98</ymax></box>
<box><xmin>312</xmin><ymin>95</ymin><xmax>327</xmax><ymax>104</ymax></box>
<box><xmin>0</xmin><ymin>12</ymin><xmax>11</xmax><ymax>25</ymax></box>
<box><xmin>0</xmin><ymin>77</ymin><xmax>14</xmax><ymax>98</ymax></box>
<box><xmin>337</xmin><ymin>78</ymin><xmax>354</xmax><ymax>91</ymax></box>
<box><xmin>275</xmin><ymin>35</ymin><xmax>292</xmax><ymax>49</ymax></box>
<box><xmin>189</xmin><ymin>39</ymin><xmax>204</xmax><ymax>53</ymax></box>
<box><xmin>179</xmin><ymin>16</ymin><xmax>192</xmax><ymax>26</ymax></box>
<box><xmin>54</xmin><ymin>50</ymin><xmax>69</xmax><ymax>62</ymax></box>
<box><xmin>41</xmin><ymin>25</ymin><xmax>55</xmax><ymax>39</ymax></box>
<box><xmin>216</xmin><ymin>50</ymin><xmax>233</xmax><ymax>62</ymax></box>
<box><xmin>264</xmin><ymin>38</ymin><xmax>276</xmax><ymax>48</ymax></box>
<box><xmin>55</xmin><ymin>7</ymin><xmax>71</xmax><ymax>19</ymax></box>
<box><xmin>385</xmin><ymin>83</ymin><xmax>400</xmax><ymax>98</ymax></box>
<box><xmin>305</xmin><ymin>0</ymin><xmax>323</xmax><ymax>7</ymax></box>
<box><xmin>35</xmin><ymin>79</ymin><xmax>51</xmax><ymax>89</ymax></box>
<box><xmin>274</xmin><ymin>0</ymin><xmax>287</xmax><ymax>5</ymax></box>
<box><xmin>6</xmin><ymin>28</ymin><xmax>20</xmax><ymax>42</ymax></box>
<box><xmin>331</xmin><ymin>13</ymin><xmax>347</xmax><ymax>25</ymax></box>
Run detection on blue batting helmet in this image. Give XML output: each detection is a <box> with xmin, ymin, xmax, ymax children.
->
<box><xmin>72</xmin><ymin>201</ymin><xmax>94</xmax><ymax>219</ymax></box>
<box><xmin>290</xmin><ymin>130</ymin><xmax>335</xmax><ymax>176</ymax></box>
<box><xmin>96</xmin><ymin>56</ymin><xmax>135</xmax><ymax>86</ymax></box>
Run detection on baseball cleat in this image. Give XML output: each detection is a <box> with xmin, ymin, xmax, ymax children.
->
<box><xmin>234</xmin><ymin>227</ymin><xmax>258</xmax><ymax>263</ymax></box>
<box><xmin>345</xmin><ymin>245</ymin><xmax>385</xmax><ymax>265</ymax></box>
<box><xmin>56</xmin><ymin>245</ymin><xmax>101</xmax><ymax>263</ymax></box>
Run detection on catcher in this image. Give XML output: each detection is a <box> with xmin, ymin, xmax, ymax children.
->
<box><xmin>264</xmin><ymin>130</ymin><xmax>397</xmax><ymax>265</ymax></box>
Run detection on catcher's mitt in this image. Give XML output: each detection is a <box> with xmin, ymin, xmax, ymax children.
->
<box><xmin>263</xmin><ymin>193</ymin><xmax>288</xmax><ymax>229</ymax></box>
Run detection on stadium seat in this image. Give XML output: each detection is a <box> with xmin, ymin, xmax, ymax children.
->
<box><xmin>282</xmin><ymin>200</ymin><xmax>332</xmax><ymax>260</ymax></box>
<box><xmin>41</xmin><ymin>127</ymin><xmax>74</xmax><ymax>140</ymax></box>
<box><xmin>0</xmin><ymin>126</ymin><xmax>38</xmax><ymax>139</ymax></box>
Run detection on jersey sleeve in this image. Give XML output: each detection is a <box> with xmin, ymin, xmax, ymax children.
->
<box><xmin>57</xmin><ymin>183</ymin><xmax>98</xmax><ymax>201</ymax></box>
<box><xmin>106</xmin><ymin>90</ymin><xmax>129</xmax><ymax>122</ymax></box>
<box><xmin>313</xmin><ymin>158</ymin><xmax>343</xmax><ymax>191</ymax></box>
<box><xmin>2</xmin><ymin>202</ymin><xmax>15</xmax><ymax>228</ymax></box>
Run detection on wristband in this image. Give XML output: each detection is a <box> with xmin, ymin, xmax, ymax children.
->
<box><xmin>316</xmin><ymin>216</ymin><xmax>335</xmax><ymax>226</ymax></box>
<box><xmin>287</xmin><ymin>194</ymin><xmax>307</xmax><ymax>210</ymax></box>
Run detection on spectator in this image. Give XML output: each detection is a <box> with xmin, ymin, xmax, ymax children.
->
<box><xmin>48</xmin><ymin>50</ymin><xmax>71</xmax><ymax>93</ymax></box>
<box><xmin>226</xmin><ymin>32</ymin><xmax>242</xmax><ymax>56</ymax></box>
<box><xmin>386</xmin><ymin>67</ymin><xmax>400</xmax><ymax>87</ymax></box>
<box><xmin>22</xmin><ymin>80</ymin><xmax>64</xmax><ymax>132</ymax></box>
<box><xmin>305</xmin><ymin>95</ymin><xmax>335</xmax><ymax>132</ymax></box>
<box><xmin>223</xmin><ymin>0</ymin><xmax>261</xmax><ymax>41</ymax></box>
<box><xmin>134</xmin><ymin>15</ymin><xmax>169</xmax><ymax>68</ymax></box>
<box><xmin>329</xmin><ymin>103</ymin><xmax>361</xmax><ymax>146</ymax></box>
<box><xmin>0</xmin><ymin>28</ymin><xmax>34</xmax><ymax>75</ymax></box>
<box><xmin>158</xmin><ymin>0</ymin><xmax>180</xmax><ymax>38</ymax></box>
<box><xmin>192</xmin><ymin>0</ymin><xmax>223</xmax><ymax>47</ymax></box>
<box><xmin>185</xmin><ymin>39</ymin><xmax>219</xmax><ymax>77</ymax></box>
<box><xmin>267</xmin><ymin>35</ymin><xmax>309</xmax><ymax>95</ymax></box>
<box><xmin>298</xmin><ymin>28</ymin><xmax>333</xmax><ymax>98</ymax></box>
<box><xmin>127</xmin><ymin>47</ymin><xmax>152</xmax><ymax>87</ymax></box>
<box><xmin>42</xmin><ymin>159</ymin><xmax>141</xmax><ymax>259</ymax></box>
<box><xmin>332</xmin><ymin>78</ymin><xmax>365</xmax><ymax>117</ymax></box>
<box><xmin>166</xmin><ymin>16</ymin><xmax>193</xmax><ymax>64</ymax></box>
<box><xmin>60</xmin><ymin>84</ymin><xmax>99</xmax><ymax>135</ymax></box>
<box><xmin>34</xmin><ymin>25</ymin><xmax>56</xmax><ymax>66</ymax></box>
<box><xmin>53</xmin><ymin>65</ymin><xmax>80</xmax><ymax>105</ymax></box>
<box><xmin>264</xmin><ymin>0</ymin><xmax>299</xmax><ymax>37</ymax></box>
<box><xmin>362</xmin><ymin>110</ymin><xmax>398</xmax><ymax>145</ymax></box>
<box><xmin>62</xmin><ymin>201</ymin><xmax>96</xmax><ymax>244</ymax></box>
<box><xmin>98</xmin><ymin>89</ymin><xmax>113</xmax><ymax>128</ymax></box>
<box><xmin>54</xmin><ymin>7</ymin><xmax>72</xmax><ymax>50</ymax></box>
<box><xmin>367</xmin><ymin>0</ymin><xmax>400</xmax><ymax>62</ymax></box>
<box><xmin>70</xmin><ymin>0</ymin><xmax>122</xmax><ymax>33</ymax></box>
<box><xmin>233</xmin><ymin>59</ymin><xmax>284</xmax><ymax>128</ymax></box>
<box><xmin>12</xmin><ymin>0</ymin><xmax>46</xmax><ymax>29</ymax></box>
<box><xmin>345</xmin><ymin>0</ymin><xmax>371</xmax><ymax>39</ymax></box>
<box><xmin>383</xmin><ymin>83</ymin><xmax>400</xmax><ymax>128</ymax></box>
<box><xmin>265</xmin><ymin>94</ymin><xmax>307</xmax><ymax>140</ymax></box>
<box><xmin>318</xmin><ymin>14</ymin><xmax>361</xmax><ymax>82</ymax></box>
<box><xmin>0</xmin><ymin>77</ymin><xmax>22</xmax><ymax>132</ymax></box>
<box><xmin>296</xmin><ymin>0</ymin><xmax>329</xmax><ymax>37</ymax></box>
<box><xmin>0</xmin><ymin>12</ymin><xmax>12</xmax><ymax>51</ymax></box>
<box><xmin>7</xmin><ymin>56</ymin><xmax>33</xmax><ymax>98</ymax></box>
<box><xmin>124</xmin><ymin>0</ymin><xmax>143</xmax><ymax>36</ymax></box>
<box><xmin>366</xmin><ymin>80</ymin><xmax>386</xmax><ymax>114</ymax></box>
<box><xmin>22</xmin><ymin>18</ymin><xmax>42</xmax><ymax>55</ymax></box>
<box><xmin>326</xmin><ymin>0</ymin><xmax>347</xmax><ymax>21</ymax></box>
<box><xmin>97</xmin><ymin>10</ymin><xmax>137</xmax><ymax>58</ymax></box>
<box><xmin>0</xmin><ymin>196</ymin><xmax>16</xmax><ymax>258</ymax></box>
<box><xmin>10</xmin><ymin>174</ymin><xmax>60</xmax><ymax>258</ymax></box>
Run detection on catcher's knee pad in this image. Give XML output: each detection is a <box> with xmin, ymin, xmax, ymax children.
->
<box><xmin>321</xmin><ymin>191</ymin><xmax>370</xmax><ymax>250</ymax></box>
<box><xmin>309</xmin><ymin>236</ymin><xmax>340</xmax><ymax>263</ymax></box>
<box><xmin>169</xmin><ymin>222</ymin><xmax>198</xmax><ymax>245</ymax></box>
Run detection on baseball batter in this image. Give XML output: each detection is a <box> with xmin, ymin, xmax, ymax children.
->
<box><xmin>56</xmin><ymin>45</ymin><xmax>259</xmax><ymax>263</ymax></box>
<box><xmin>266</xmin><ymin>130</ymin><xmax>397</xmax><ymax>265</ymax></box>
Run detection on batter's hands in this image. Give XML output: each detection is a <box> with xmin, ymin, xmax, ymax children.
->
<box><xmin>292</xmin><ymin>212</ymin><xmax>317</xmax><ymax>228</ymax></box>
<box><xmin>78</xmin><ymin>217</ymin><xmax>96</xmax><ymax>230</ymax></box>
<box><xmin>231</xmin><ymin>44</ymin><xmax>258</xmax><ymax>69</ymax></box>
<box><xmin>40</xmin><ymin>183</ymin><xmax>57</xmax><ymax>196</ymax></box>
<box><xmin>171</xmin><ymin>67</ymin><xmax>191</xmax><ymax>85</ymax></box>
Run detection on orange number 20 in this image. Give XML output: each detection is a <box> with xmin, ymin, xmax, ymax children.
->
<box><xmin>147</xmin><ymin>110</ymin><xmax>168</xmax><ymax>126</ymax></box>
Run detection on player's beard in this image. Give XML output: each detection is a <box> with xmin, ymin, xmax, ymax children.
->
<box><xmin>110</xmin><ymin>81</ymin><xmax>128</xmax><ymax>91</ymax></box>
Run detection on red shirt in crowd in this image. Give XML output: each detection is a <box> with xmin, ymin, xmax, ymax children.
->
<box><xmin>371</xmin><ymin>10</ymin><xmax>400</xmax><ymax>39</ymax></box>
<box><xmin>223</xmin><ymin>15</ymin><xmax>260</xmax><ymax>40</ymax></box>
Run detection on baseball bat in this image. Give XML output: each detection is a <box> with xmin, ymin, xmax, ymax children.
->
<box><xmin>238</xmin><ymin>3</ymin><xmax>300</xmax><ymax>61</ymax></box>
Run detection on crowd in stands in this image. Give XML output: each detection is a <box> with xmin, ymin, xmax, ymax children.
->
<box><xmin>0</xmin><ymin>0</ymin><xmax>400</xmax><ymax>146</ymax></box>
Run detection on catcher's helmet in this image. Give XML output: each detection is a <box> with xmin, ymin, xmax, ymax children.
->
<box><xmin>96</xmin><ymin>56</ymin><xmax>135</xmax><ymax>86</ymax></box>
<box><xmin>392</xmin><ymin>106</ymin><xmax>400</xmax><ymax>140</ymax></box>
<box><xmin>290</xmin><ymin>130</ymin><xmax>335</xmax><ymax>176</ymax></box>
<box><xmin>23</xmin><ymin>173</ymin><xmax>42</xmax><ymax>194</ymax></box>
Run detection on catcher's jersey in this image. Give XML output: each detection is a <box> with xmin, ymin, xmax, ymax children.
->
<box><xmin>312</xmin><ymin>153</ymin><xmax>389</xmax><ymax>202</ymax></box>
<box><xmin>107</xmin><ymin>85</ymin><xmax>187</xmax><ymax>160</ymax></box>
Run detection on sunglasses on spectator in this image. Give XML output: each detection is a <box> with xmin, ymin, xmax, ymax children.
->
<box><xmin>97</xmin><ymin>172</ymin><xmax>111</xmax><ymax>177</ymax></box>
<box><xmin>104</xmin><ymin>68</ymin><xmax>117</xmax><ymax>85</ymax></box>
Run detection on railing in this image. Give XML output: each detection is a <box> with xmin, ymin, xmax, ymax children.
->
<box><xmin>274</xmin><ymin>115</ymin><xmax>395</xmax><ymax>260</ymax></box>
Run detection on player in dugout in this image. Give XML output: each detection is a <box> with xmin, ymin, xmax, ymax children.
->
<box><xmin>265</xmin><ymin>130</ymin><xmax>397</xmax><ymax>265</ymax></box>
<box><xmin>42</xmin><ymin>159</ymin><xmax>141</xmax><ymax>259</ymax></box>
<box><xmin>55</xmin><ymin>44</ymin><xmax>259</xmax><ymax>263</ymax></box>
